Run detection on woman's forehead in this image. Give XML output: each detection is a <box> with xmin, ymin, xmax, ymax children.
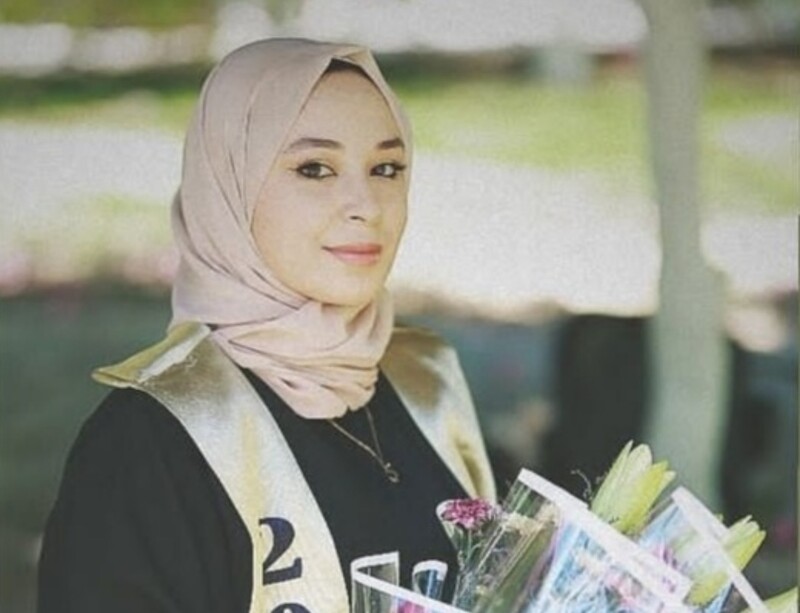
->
<box><xmin>283</xmin><ymin>70</ymin><xmax>404</xmax><ymax>149</ymax></box>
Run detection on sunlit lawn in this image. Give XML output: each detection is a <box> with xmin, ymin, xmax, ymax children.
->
<box><xmin>1</xmin><ymin>60</ymin><xmax>797</xmax><ymax>215</ymax></box>
<box><xmin>397</xmin><ymin>67</ymin><xmax>798</xmax><ymax>215</ymax></box>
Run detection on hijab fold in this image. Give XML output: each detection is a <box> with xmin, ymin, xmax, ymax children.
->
<box><xmin>169</xmin><ymin>38</ymin><xmax>412</xmax><ymax>419</ymax></box>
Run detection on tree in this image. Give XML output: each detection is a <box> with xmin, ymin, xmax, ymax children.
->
<box><xmin>637</xmin><ymin>0</ymin><xmax>729</xmax><ymax>508</ymax></box>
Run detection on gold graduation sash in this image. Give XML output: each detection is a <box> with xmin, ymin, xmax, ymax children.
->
<box><xmin>94</xmin><ymin>322</ymin><xmax>495</xmax><ymax>613</ymax></box>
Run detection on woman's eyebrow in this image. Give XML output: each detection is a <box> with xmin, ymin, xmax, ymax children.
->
<box><xmin>285</xmin><ymin>137</ymin><xmax>342</xmax><ymax>152</ymax></box>
<box><xmin>283</xmin><ymin>136</ymin><xmax>405</xmax><ymax>153</ymax></box>
<box><xmin>377</xmin><ymin>137</ymin><xmax>405</xmax><ymax>150</ymax></box>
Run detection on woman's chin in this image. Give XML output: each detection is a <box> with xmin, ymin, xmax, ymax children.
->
<box><xmin>312</xmin><ymin>281</ymin><xmax>386</xmax><ymax>308</ymax></box>
<box><xmin>320</xmin><ymin>289</ymin><xmax>383</xmax><ymax>309</ymax></box>
<box><xmin>298</xmin><ymin>266</ymin><xmax>389</xmax><ymax>307</ymax></box>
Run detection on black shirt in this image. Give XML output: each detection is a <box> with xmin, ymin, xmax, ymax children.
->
<box><xmin>38</xmin><ymin>370</ymin><xmax>466</xmax><ymax>612</ymax></box>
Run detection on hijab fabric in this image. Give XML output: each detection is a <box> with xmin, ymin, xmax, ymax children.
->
<box><xmin>170</xmin><ymin>38</ymin><xmax>412</xmax><ymax>419</ymax></box>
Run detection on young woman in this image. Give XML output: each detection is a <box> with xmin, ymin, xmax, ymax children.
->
<box><xmin>37</xmin><ymin>38</ymin><xmax>495</xmax><ymax>613</ymax></box>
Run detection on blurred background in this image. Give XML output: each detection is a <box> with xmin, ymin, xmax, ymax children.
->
<box><xmin>0</xmin><ymin>0</ymin><xmax>797</xmax><ymax>610</ymax></box>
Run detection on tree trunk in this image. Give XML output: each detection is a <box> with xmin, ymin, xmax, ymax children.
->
<box><xmin>637</xmin><ymin>0</ymin><xmax>729</xmax><ymax>508</ymax></box>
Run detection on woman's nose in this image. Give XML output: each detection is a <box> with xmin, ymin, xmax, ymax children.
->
<box><xmin>340</xmin><ymin>176</ymin><xmax>380</xmax><ymax>223</ymax></box>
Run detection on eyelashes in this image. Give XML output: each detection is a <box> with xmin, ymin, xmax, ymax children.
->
<box><xmin>294</xmin><ymin>161</ymin><xmax>407</xmax><ymax>181</ymax></box>
<box><xmin>372</xmin><ymin>162</ymin><xmax>407</xmax><ymax>179</ymax></box>
<box><xmin>295</xmin><ymin>162</ymin><xmax>334</xmax><ymax>179</ymax></box>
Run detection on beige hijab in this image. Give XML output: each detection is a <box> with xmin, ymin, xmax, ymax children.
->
<box><xmin>170</xmin><ymin>38</ymin><xmax>412</xmax><ymax>419</ymax></box>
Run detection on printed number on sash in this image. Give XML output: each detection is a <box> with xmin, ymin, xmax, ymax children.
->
<box><xmin>259</xmin><ymin>517</ymin><xmax>303</xmax><ymax>585</ymax></box>
<box><xmin>270</xmin><ymin>605</ymin><xmax>310</xmax><ymax>613</ymax></box>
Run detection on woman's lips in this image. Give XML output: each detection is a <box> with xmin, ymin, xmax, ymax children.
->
<box><xmin>324</xmin><ymin>243</ymin><xmax>383</xmax><ymax>265</ymax></box>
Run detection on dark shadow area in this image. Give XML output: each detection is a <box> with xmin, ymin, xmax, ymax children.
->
<box><xmin>540</xmin><ymin>315</ymin><xmax>648</xmax><ymax>497</ymax></box>
<box><xmin>0</xmin><ymin>284</ymin><xmax>171</xmax><ymax>613</ymax></box>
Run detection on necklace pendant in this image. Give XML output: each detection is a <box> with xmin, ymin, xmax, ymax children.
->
<box><xmin>328</xmin><ymin>407</ymin><xmax>401</xmax><ymax>484</ymax></box>
<box><xmin>384</xmin><ymin>462</ymin><xmax>401</xmax><ymax>484</ymax></box>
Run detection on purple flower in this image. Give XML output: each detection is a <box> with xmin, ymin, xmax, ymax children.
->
<box><xmin>437</xmin><ymin>498</ymin><xmax>498</xmax><ymax>532</ymax></box>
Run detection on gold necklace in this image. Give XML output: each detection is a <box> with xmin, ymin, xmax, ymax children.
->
<box><xmin>328</xmin><ymin>406</ymin><xmax>400</xmax><ymax>484</ymax></box>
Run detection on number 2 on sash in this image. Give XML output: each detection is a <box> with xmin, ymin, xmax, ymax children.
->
<box><xmin>259</xmin><ymin>517</ymin><xmax>303</xmax><ymax>586</ymax></box>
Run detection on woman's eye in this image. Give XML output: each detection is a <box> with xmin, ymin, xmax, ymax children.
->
<box><xmin>372</xmin><ymin>163</ymin><xmax>406</xmax><ymax>179</ymax></box>
<box><xmin>296</xmin><ymin>162</ymin><xmax>335</xmax><ymax>179</ymax></box>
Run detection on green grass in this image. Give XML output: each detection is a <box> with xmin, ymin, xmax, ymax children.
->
<box><xmin>704</xmin><ymin>138</ymin><xmax>798</xmax><ymax>215</ymax></box>
<box><xmin>393</xmin><ymin>69</ymin><xmax>798</xmax><ymax>214</ymax></box>
<box><xmin>395</xmin><ymin>75</ymin><xmax>647</xmax><ymax>172</ymax></box>
<box><xmin>0</xmin><ymin>61</ymin><xmax>796</xmax><ymax>216</ymax></box>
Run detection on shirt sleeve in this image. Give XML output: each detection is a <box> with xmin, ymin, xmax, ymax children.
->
<box><xmin>37</xmin><ymin>388</ymin><xmax>251</xmax><ymax>613</ymax></box>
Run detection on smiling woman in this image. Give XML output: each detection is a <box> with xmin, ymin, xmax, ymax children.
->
<box><xmin>36</xmin><ymin>39</ymin><xmax>495</xmax><ymax>613</ymax></box>
<box><xmin>253</xmin><ymin>63</ymin><xmax>409</xmax><ymax>307</ymax></box>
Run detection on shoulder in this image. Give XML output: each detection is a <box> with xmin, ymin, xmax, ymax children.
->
<box><xmin>66</xmin><ymin>351</ymin><xmax>237</xmax><ymax>505</ymax></box>
<box><xmin>44</xmin><ymin>389</ymin><xmax>182</xmax><ymax>530</ymax></box>
<box><xmin>89</xmin><ymin>386</ymin><xmax>171</xmax><ymax>428</ymax></box>
<box><xmin>67</xmin><ymin>387</ymin><xmax>198</xmax><ymax>478</ymax></box>
<box><xmin>40</xmin><ymin>387</ymin><xmax>252</xmax><ymax>612</ymax></box>
<box><xmin>383</xmin><ymin>326</ymin><xmax>497</xmax><ymax>500</ymax></box>
<box><xmin>92</xmin><ymin>322</ymin><xmax>211</xmax><ymax>388</ymax></box>
<box><xmin>384</xmin><ymin>324</ymin><xmax>459</xmax><ymax>368</ymax></box>
<box><xmin>381</xmin><ymin>324</ymin><xmax>467</xmax><ymax>411</ymax></box>
<box><xmin>53</xmin><ymin>385</ymin><xmax>236</xmax><ymax>528</ymax></box>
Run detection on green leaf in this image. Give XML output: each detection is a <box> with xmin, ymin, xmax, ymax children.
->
<box><xmin>689</xmin><ymin>570</ymin><xmax>730</xmax><ymax>607</ymax></box>
<box><xmin>724</xmin><ymin>516</ymin><xmax>765</xmax><ymax>571</ymax></box>
<box><xmin>591</xmin><ymin>441</ymin><xmax>674</xmax><ymax>536</ymax></box>
<box><xmin>616</xmin><ymin>462</ymin><xmax>675</xmax><ymax>534</ymax></box>
<box><xmin>590</xmin><ymin>440</ymin><xmax>633</xmax><ymax>520</ymax></box>
<box><xmin>691</xmin><ymin>514</ymin><xmax>766</xmax><ymax>606</ymax></box>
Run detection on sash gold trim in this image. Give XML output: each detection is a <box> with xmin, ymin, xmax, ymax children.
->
<box><xmin>93</xmin><ymin>322</ymin><xmax>495</xmax><ymax>611</ymax></box>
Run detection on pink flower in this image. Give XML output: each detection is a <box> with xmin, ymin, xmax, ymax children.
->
<box><xmin>437</xmin><ymin>498</ymin><xmax>498</xmax><ymax>532</ymax></box>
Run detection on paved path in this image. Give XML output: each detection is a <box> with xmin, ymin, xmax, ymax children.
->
<box><xmin>1</xmin><ymin>121</ymin><xmax>796</xmax><ymax>319</ymax></box>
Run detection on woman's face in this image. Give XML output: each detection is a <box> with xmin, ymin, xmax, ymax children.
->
<box><xmin>252</xmin><ymin>69</ymin><xmax>408</xmax><ymax>307</ymax></box>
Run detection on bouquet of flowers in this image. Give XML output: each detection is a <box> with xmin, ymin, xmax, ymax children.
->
<box><xmin>350</xmin><ymin>442</ymin><xmax>797</xmax><ymax>613</ymax></box>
